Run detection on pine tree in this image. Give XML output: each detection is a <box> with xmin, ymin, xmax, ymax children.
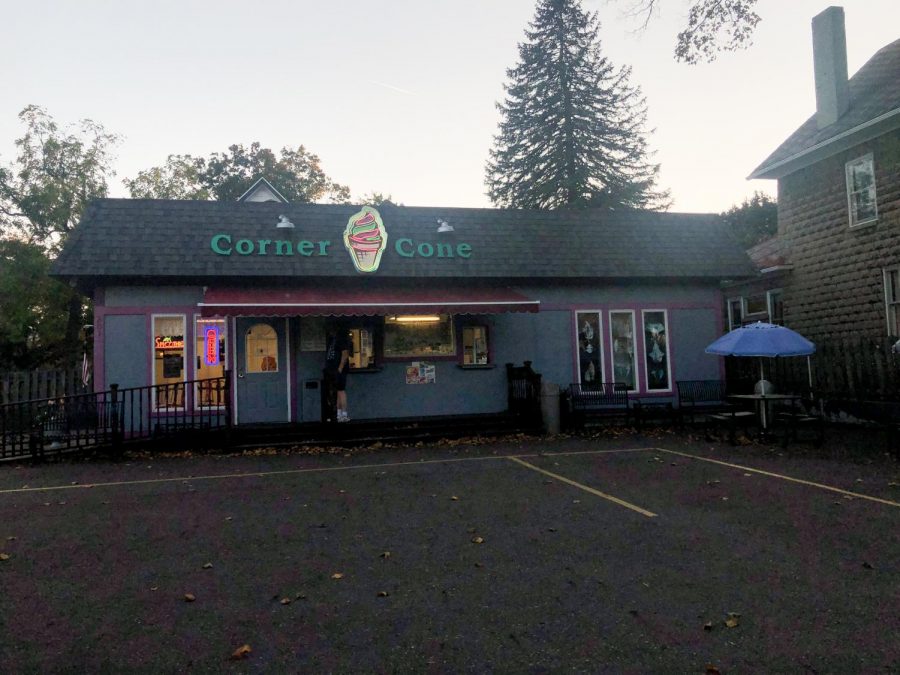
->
<box><xmin>486</xmin><ymin>0</ymin><xmax>669</xmax><ymax>210</ymax></box>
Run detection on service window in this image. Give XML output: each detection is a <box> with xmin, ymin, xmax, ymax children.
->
<box><xmin>245</xmin><ymin>323</ymin><xmax>279</xmax><ymax>373</ymax></box>
<box><xmin>153</xmin><ymin>315</ymin><xmax>186</xmax><ymax>409</ymax></box>
<box><xmin>348</xmin><ymin>325</ymin><xmax>376</xmax><ymax>369</ymax></box>
<box><xmin>462</xmin><ymin>326</ymin><xmax>489</xmax><ymax>365</ymax></box>
<box><xmin>383</xmin><ymin>315</ymin><xmax>456</xmax><ymax>358</ymax></box>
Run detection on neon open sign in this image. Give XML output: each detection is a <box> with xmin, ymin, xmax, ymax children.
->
<box><xmin>204</xmin><ymin>326</ymin><xmax>220</xmax><ymax>366</ymax></box>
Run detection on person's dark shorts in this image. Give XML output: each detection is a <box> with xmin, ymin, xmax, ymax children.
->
<box><xmin>327</xmin><ymin>368</ymin><xmax>347</xmax><ymax>392</ymax></box>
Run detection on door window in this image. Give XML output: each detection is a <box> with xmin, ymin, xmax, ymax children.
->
<box><xmin>246</xmin><ymin>323</ymin><xmax>279</xmax><ymax>373</ymax></box>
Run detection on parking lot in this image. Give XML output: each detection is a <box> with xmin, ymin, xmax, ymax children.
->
<box><xmin>1</xmin><ymin>433</ymin><xmax>898</xmax><ymax>672</ymax></box>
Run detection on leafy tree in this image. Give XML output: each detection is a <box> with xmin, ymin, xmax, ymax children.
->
<box><xmin>125</xmin><ymin>143</ymin><xmax>351</xmax><ymax>203</ymax></box>
<box><xmin>123</xmin><ymin>154</ymin><xmax>210</xmax><ymax>200</ymax></box>
<box><xmin>358</xmin><ymin>192</ymin><xmax>400</xmax><ymax>206</ymax></box>
<box><xmin>1</xmin><ymin>105</ymin><xmax>120</xmax><ymax>251</ymax></box>
<box><xmin>0</xmin><ymin>238</ymin><xmax>81</xmax><ymax>369</ymax></box>
<box><xmin>0</xmin><ymin>105</ymin><xmax>118</xmax><ymax>367</ymax></box>
<box><xmin>720</xmin><ymin>191</ymin><xmax>777</xmax><ymax>249</ymax></box>
<box><xmin>486</xmin><ymin>0</ymin><xmax>668</xmax><ymax>210</ymax></box>
<box><xmin>623</xmin><ymin>0</ymin><xmax>761</xmax><ymax>64</ymax></box>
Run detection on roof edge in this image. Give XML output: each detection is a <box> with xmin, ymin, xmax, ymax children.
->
<box><xmin>748</xmin><ymin>107</ymin><xmax>900</xmax><ymax>180</ymax></box>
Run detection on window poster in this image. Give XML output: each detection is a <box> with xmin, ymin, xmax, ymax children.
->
<box><xmin>163</xmin><ymin>353</ymin><xmax>183</xmax><ymax>379</ymax></box>
<box><xmin>575</xmin><ymin>311</ymin><xmax>603</xmax><ymax>385</ymax></box>
<box><xmin>609</xmin><ymin>311</ymin><xmax>637</xmax><ymax>390</ymax></box>
<box><xmin>406</xmin><ymin>361</ymin><xmax>436</xmax><ymax>384</ymax></box>
<box><xmin>643</xmin><ymin>310</ymin><xmax>670</xmax><ymax>391</ymax></box>
<box><xmin>300</xmin><ymin>317</ymin><xmax>327</xmax><ymax>352</ymax></box>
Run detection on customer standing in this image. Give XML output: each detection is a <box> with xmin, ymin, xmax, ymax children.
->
<box><xmin>325</xmin><ymin>324</ymin><xmax>351</xmax><ymax>422</ymax></box>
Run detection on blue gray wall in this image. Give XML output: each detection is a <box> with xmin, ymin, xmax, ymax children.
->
<box><xmin>99</xmin><ymin>281</ymin><xmax>725</xmax><ymax>422</ymax></box>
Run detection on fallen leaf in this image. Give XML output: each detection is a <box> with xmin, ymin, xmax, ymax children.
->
<box><xmin>225</xmin><ymin>516</ymin><xmax>233</xmax><ymax>521</ymax></box>
<box><xmin>202</xmin><ymin>562</ymin><xmax>213</xmax><ymax>569</ymax></box>
<box><xmin>184</xmin><ymin>593</ymin><xmax>196</xmax><ymax>602</ymax></box>
<box><xmin>742</xmin><ymin>473</ymin><xmax>752</xmax><ymax>477</ymax></box>
<box><xmin>150</xmin><ymin>586</ymin><xmax>158</xmax><ymax>591</ymax></box>
<box><xmin>0</xmin><ymin>553</ymin><xmax>10</xmax><ymax>561</ymax></box>
<box><xmin>703</xmin><ymin>621</ymin><xmax>714</xmax><ymax>631</ymax></box>
<box><xmin>450</xmin><ymin>496</ymin><xmax>459</xmax><ymax>501</ymax></box>
<box><xmin>380</xmin><ymin>551</ymin><xmax>391</xmax><ymax>559</ymax></box>
<box><xmin>331</xmin><ymin>572</ymin><xmax>344</xmax><ymax>580</ymax></box>
<box><xmin>472</xmin><ymin>536</ymin><xmax>484</xmax><ymax>544</ymax></box>
<box><xmin>229</xmin><ymin>644</ymin><xmax>252</xmax><ymax>660</ymax></box>
<box><xmin>6</xmin><ymin>536</ymin><xmax>15</xmax><ymax>541</ymax></box>
<box><xmin>280</xmin><ymin>598</ymin><xmax>291</xmax><ymax>605</ymax></box>
<box><xmin>724</xmin><ymin>612</ymin><xmax>740</xmax><ymax>628</ymax></box>
<box><xmin>706</xmin><ymin>665</ymin><xmax>722</xmax><ymax>675</ymax></box>
<box><xmin>377</xmin><ymin>591</ymin><xmax>389</xmax><ymax>597</ymax></box>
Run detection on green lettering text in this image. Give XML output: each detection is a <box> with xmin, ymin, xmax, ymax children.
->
<box><xmin>396</xmin><ymin>238</ymin><xmax>415</xmax><ymax>257</ymax></box>
<box><xmin>211</xmin><ymin>234</ymin><xmax>232</xmax><ymax>255</ymax></box>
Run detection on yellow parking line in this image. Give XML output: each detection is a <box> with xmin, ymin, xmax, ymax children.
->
<box><xmin>508</xmin><ymin>456</ymin><xmax>658</xmax><ymax>518</ymax></box>
<box><xmin>655</xmin><ymin>448</ymin><xmax>900</xmax><ymax>509</ymax></box>
<box><xmin>0</xmin><ymin>448</ymin><xmax>653</xmax><ymax>496</ymax></box>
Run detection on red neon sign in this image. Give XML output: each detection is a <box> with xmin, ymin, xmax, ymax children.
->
<box><xmin>155</xmin><ymin>336</ymin><xmax>184</xmax><ymax>350</ymax></box>
<box><xmin>204</xmin><ymin>326</ymin><xmax>220</xmax><ymax>366</ymax></box>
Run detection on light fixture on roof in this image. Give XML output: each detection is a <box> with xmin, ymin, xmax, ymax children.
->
<box><xmin>436</xmin><ymin>218</ymin><xmax>454</xmax><ymax>233</ymax></box>
<box><xmin>276</xmin><ymin>215</ymin><xmax>295</xmax><ymax>229</ymax></box>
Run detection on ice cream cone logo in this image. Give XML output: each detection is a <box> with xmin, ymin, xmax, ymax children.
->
<box><xmin>344</xmin><ymin>206</ymin><xmax>388</xmax><ymax>273</ymax></box>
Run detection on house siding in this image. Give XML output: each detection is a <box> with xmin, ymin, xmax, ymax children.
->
<box><xmin>777</xmin><ymin>129</ymin><xmax>900</xmax><ymax>342</ymax></box>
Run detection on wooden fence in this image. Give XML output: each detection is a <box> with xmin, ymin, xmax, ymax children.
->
<box><xmin>725</xmin><ymin>337</ymin><xmax>900</xmax><ymax>400</ymax></box>
<box><xmin>0</xmin><ymin>367</ymin><xmax>90</xmax><ymax>405</ymax></box>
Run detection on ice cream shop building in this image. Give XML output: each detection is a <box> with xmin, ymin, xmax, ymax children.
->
<box><xmin>51</xmin><ymin>186</ymin><xmax>752</xmax><ymax>427</ymax></box>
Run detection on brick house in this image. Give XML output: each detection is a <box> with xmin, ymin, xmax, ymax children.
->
<box><xmin>746</xmin><ymin>6</ymin><xmax>900</xmax><ymax>348</ymax></box>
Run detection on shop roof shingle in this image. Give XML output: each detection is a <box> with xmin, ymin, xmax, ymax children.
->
<box><xmin>750</xmin><ymin>38</ymin><xmax>900</xmax><ymax>179</ymax></box>
<box><xmin>52</xmin><ymin>199</ymin><xmax>754</xmax><ymax>281</ymax></box>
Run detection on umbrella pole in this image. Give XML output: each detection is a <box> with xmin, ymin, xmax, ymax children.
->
<box><xmin>807</xmin><ymin>355</ymin><xmax>813</xmax><ymax>392</ymax></box>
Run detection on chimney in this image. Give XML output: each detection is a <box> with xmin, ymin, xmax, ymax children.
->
<box><xmin>812</xmin><ymin>6</ymin><xmax>849</xmax><ymax>129</ymax></box>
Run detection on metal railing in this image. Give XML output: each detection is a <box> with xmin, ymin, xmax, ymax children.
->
<box><xmin>0</xmin><ymin>373</ymin><xmax>231</xmax><ymax>462</ymax></box>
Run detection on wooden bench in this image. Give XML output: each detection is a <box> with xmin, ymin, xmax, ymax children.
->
<box><xmin>567</xmin><ymin>382</ymin><xmax>632</xmax><ymax>428</ymax></box>
<box><xmin>676</xmin><ymin>380</ymin><xmax>732</xmax><ymax>424</ymax></box>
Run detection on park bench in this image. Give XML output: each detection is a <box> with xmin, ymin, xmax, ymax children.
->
<box><xmin>567</xmin><ymin>382</ymin><xmax>632</xmax><ymax>428</ymax></box>
<box><xmin>676</xmin><ymin>380</ymin><xmax>732</xmax><ymax>424</ymax></box>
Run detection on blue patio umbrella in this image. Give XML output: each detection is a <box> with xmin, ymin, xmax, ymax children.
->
<box><xmin>705</xmin><ymin>321</ymin><xmax>816</xmax><ymax>387</ymax></box>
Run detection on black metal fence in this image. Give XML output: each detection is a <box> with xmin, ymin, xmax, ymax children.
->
<box><xmin>0</xmin><ymin>374</ymin><xmax>231</xmax><ymax>462</ymax></box>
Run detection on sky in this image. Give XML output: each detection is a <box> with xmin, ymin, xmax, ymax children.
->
<box><xmin>1</xmin><ymin>0</ymin><xmax>898</xmax><ymax>213</ymax></box>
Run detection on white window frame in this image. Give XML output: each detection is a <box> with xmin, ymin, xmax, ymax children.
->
<box><xmin>845</xmin><ymin>153</ymin><xmax>878</xmax><ymax>228</ymax></box>
<box><xmin>641</xmin><ymin>309</ymin><xmax>673</xmax><ymax>394</ymax></box>
<box><xmin>151</xmin><ymin>313</ymin><xmax>187</xmax><ymax>411</ymax></box>
<box><xmin>574</xmin><ymin>310</ymin><xmax>605</xmax><ymax>385</ymax></box>
<box><xmin>766</xmin><ymin>289</ymin><xmax>784</xmax><ymax>325</ymax></box>
<box><xmin>193</xmin><ymin>314</ymin><xmax>228</xmax><ymax>410</ymax></box>
<box><xmin>727</xmin><ymin>297</ymin><xmax>743</xmax><ymax>330</ymax></box>
<box><xmin>608</xmin><ymin>310</ymin><xmax>638</xmax><ymax>391</ymax></box>
<box><xmin>884</xmin><ymin>267</ymin><xmax>900</xmax><ymax>336</ymax></box>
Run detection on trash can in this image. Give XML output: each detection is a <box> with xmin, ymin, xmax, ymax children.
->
<box><xmin>302</xmin><ymin>379</ymin><xmax>322</xmax><ymax>423</ymax></box>
<box><xmin>541</xmin><ymin>381</ymin><xmax>561</xmax><ymax>435</ymax></box>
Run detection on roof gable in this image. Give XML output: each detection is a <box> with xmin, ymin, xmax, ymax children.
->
<box><xmin>237</xmin><ymin>177</ymin><xmax>289</xmax><ymax>203</ymax></box>
<box><xmin>750</xmin><ymin>38</ymin><xmax>900</xmax><ymax>179</ymax></box>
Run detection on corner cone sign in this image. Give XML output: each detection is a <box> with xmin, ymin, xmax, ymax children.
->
<box><xmin>344</xmin><ymin>206</ymin><xmax>388</xmax><ymax>273</ymax></box>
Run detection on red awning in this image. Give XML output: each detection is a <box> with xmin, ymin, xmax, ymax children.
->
<box><xmin>198</xmin><ymin>287</ymin><xmax>539</xmax><ymax>317</ymax></box>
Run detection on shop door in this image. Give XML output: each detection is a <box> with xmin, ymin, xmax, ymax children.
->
<box><xmin>236</xmin><ymin>318</ymin><xmax>289</xmax><ymax>424</ymax></box>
